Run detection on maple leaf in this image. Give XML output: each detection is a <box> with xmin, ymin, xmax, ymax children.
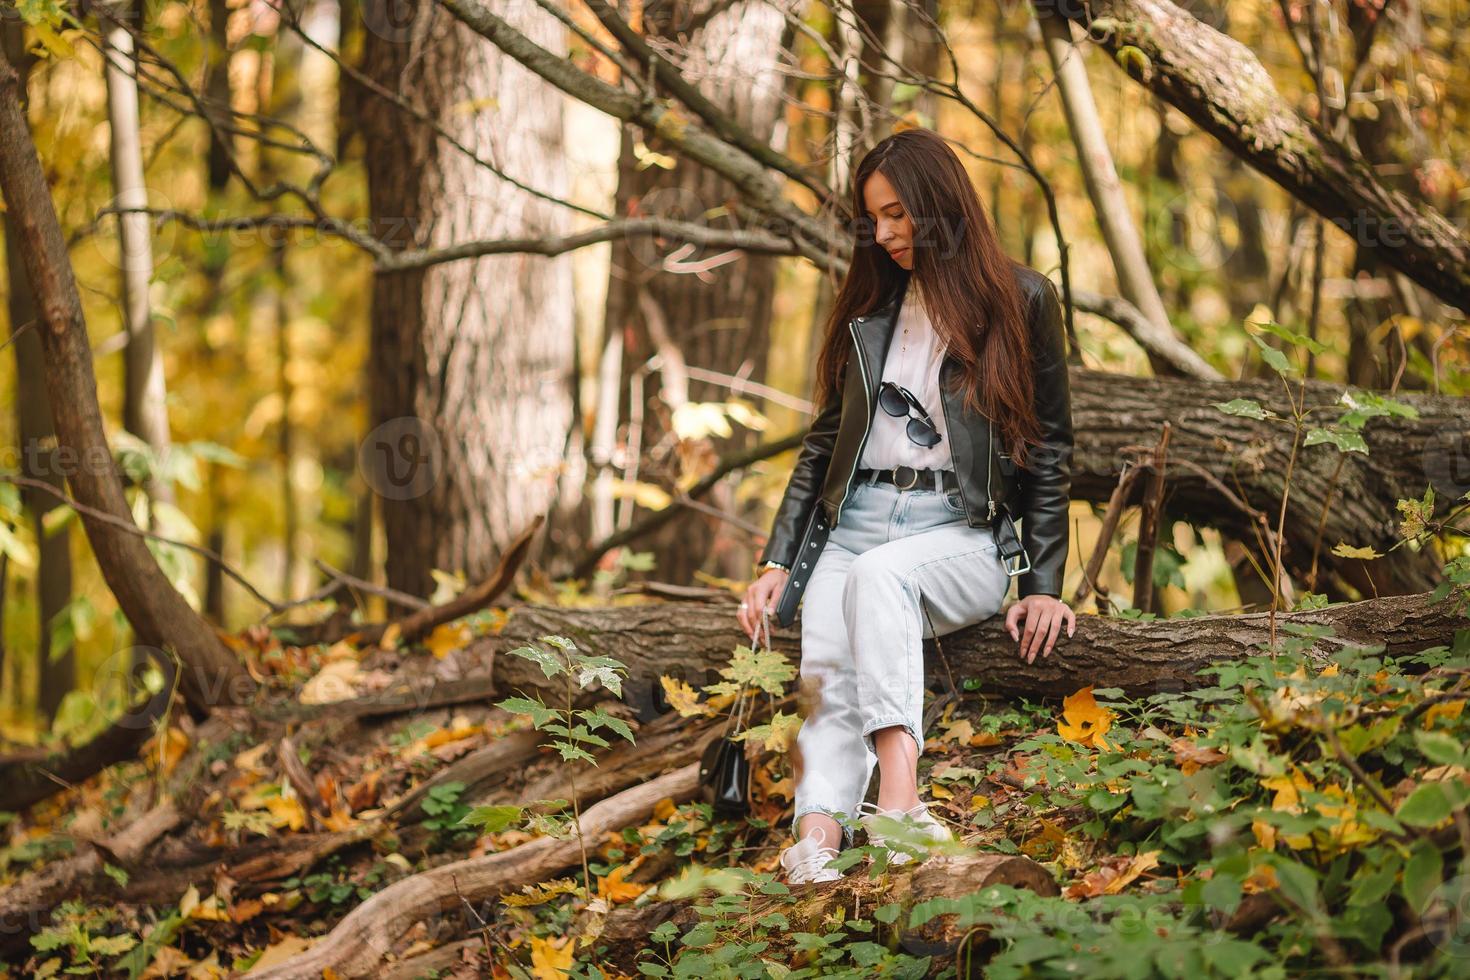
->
<box><xmin>659</xmin><ymin>676</ymin><xmax>714</xmax><ymax>717</ymax></box>
<box><xmin>423</xmin><ymin>622</ymin><xmax>468</xmax><ymax>659</ymax></box>
<box><xmin>1057</xmin><ymin>686</ymin><xmax>1115</xmax><ymax>750</ymax></box>
<box><xmin>1170</xmin><ymin>737</ymin><xmax>1227</xmax><ymax>775</ymax></box>
<box><xmin>529</xmin><ymin>933</ymin><xmax>575</xmax><ymax>978</ymax></box>
<box><xmin>595</xmin><ymin>863</ymin><xmax>649</xmax><ymax>904</ymax></box>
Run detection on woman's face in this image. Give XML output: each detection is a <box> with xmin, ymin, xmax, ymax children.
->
<box><xmin>862</xmin><ymin>170</ymin><xmax>915</xmax><ymax>271</ymax></box>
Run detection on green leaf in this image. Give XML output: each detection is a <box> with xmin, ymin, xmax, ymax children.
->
<box><xmin>1214</xmin><ymin>398</ymin><xmax>1270</xmax><ymax>420</ymax></box>
<box><xmin>459</xmin><ymin>805</ymin><xmax>523</xmax><ymax>832</ymax></box>
<box><xmin>1303</xmin><ymin>427</ymin><xmax>1369</xmax><ymax>454</ymax></box>
<box><xmin>1250</xmin><ymin>332</ymin><xmax>1296</xmax><ymax>375</ymax></box>
<box><xmin>1414</xmin><ymin>730</ymin><xmax>1467</xmax><ymax>768</ymax></box>
<box><xmin>580</xmin><ymin>707</ymin><xmax>637</xmax><ymax>744</ymax></box>
<box><xmin>1253</xmin><ymin>319</ymin><xmax>1329</xmax><ymax>355</ymax></box>
<box><xmin>1402</xmin><ymin>839</ymin><xmax>1443</xmax><ymax>915</ymax></box>
<box><xmin>1396</xmin><ymin>783</ymin><xmax>1452</xmax><ymax>827</ymax></box>
<box><xmin>1268</xmin><ymin>856</ymin><xmax>1319</xmax><ymax>912</ymax></box>
<box><xmin>494</xmin><ymin>697</ymin><xmax>559</xmax><ymax>728</ymax></box>
<box><xmin>507</xmin><ymin>644</ymin><xmax>565</xmax><ymax>680</ymax></box>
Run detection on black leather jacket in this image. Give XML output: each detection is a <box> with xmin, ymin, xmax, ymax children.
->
<box><xmin>758</xmin><ymin>264</ymin><xmax>1074</xmax><ymax>599</ymax></box>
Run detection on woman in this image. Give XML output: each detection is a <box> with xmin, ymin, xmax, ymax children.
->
<box><xmin>736</xmin><ymin>127</ymin><xmax>1077</xmax><ymax>884</ymax></box>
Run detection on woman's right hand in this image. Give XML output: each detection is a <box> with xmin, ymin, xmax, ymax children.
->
<box><xmin>738</xmin><ymin>567</ymin><xmax>789</xmax><ymax>641</ymax></box>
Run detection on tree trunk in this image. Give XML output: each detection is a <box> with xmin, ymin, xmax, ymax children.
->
<box><xmin>0</xmin><ymin>43</ymin><xmax>253</xmax><ymax>713</ymax></box>
<box><xmin>2</xmin><ymin>24</ymin><xmax>74</xmax><ymax>725</ymax></box>
<box><xmin>357</xmin><ymin>0</ymin><xmax>577</xmax><ymax>607</ymax></box>
<box><xmin>1035</xmin><ymin>9</ymin><xmax>1207</xmax><ymax>380</ymax></box>
<box><xmin>487</xmin><ymin>586</ymin><xmax>1464</xmax><ymax>705</ymax></box>
<box><xmin>601</xmin><ymin>1</ymin><xmax>793</xmax><ymax>586</ymax></box>
<box><xmin>1049</xmin><ymin>0</ymin><xmax>1470</xmax><ymax>313</ymax></box>
<box><xmin>103</xmin><ymin>1</ymin><xmax>175</xmax><ymax>518</ymax></box>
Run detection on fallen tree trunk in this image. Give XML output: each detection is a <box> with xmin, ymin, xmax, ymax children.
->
<box><xmin>250</xmin><ymin>762</ymin><xmax>702</xmax><ymax>979</ymax></box>
<box><xmin>576</xmin><ymin>369</ymin><xmax>1461</xmax><ymax>599</ymax></box>
<box><xmin>486</xmin><ymin>587</ymin><xmax>1466</xmax><ymax>703</ymax></box>
<box><xmin>593</xmin><ymin>852</ymin><xmax>1059</xmax><ymax>971</ymax></box>
<box><xmin>1059</xmin><ymin>369</ymin><xmax>1461</xmax><ymax>598</ymax></box>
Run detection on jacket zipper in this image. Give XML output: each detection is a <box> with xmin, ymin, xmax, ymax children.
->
<box><xmin>987</xmin><ymin>423</ymin><xmax>997</xmax><ymax>520</ymax></box>
<box><xmin>936</xmin><ymin>377</ymin><xmax>975</xmax><ymax>525</ymax></box>
<box><xmin>833</xmin><ymin>318</ymin><xmax>873</xmax><ymax>527</ymax></box>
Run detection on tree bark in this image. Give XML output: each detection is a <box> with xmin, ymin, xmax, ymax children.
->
<box><xmin>1062</xmin><ymin>368</ymin><xmax>1459</xmax><ymax>598</ymax></box>
<box><xmin>2</xmin><ymin>22</ymin><xmax>75</xmax><ymax>724</ymax></box>
<box><xmin>0</xmin><ymin>42</ymin><xmax>252</xmax><ymax>713</ymax></box>
<box><xmin>358</xmin><ymin>0</ymin><xmax>576</xmax><ymax>607</ymax></box>
<box><xmin>486</xmin><ymin>587</ymin><xmax>1464</xmax><ymax>704</ymax></box>
<box><xmin>103</xmin><ymin>2</ymin><xmax>175</xmax><ymax>516</ymax></box>
<box><xmin>1047</xmin><ymin>0</ymin><xmax>1470</xmax><ymax>313</ymax></box>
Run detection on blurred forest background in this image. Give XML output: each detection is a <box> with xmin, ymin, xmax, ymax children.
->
<box><xmin>0</xmin><ymin>0</ymin><xmax>1465</xmax><ymax>741</ymax></box>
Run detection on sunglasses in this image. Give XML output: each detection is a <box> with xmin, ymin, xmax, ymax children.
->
<box><xmin>878</xmin><ymin>381</ymin><xmax>942</xmax><ymax>448</ymax></box>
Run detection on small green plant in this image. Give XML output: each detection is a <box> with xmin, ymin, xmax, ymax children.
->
<box><xmin>461</xmin><ymin>634</ymin><xmax>635</xmax><ymax>902</ymax></box>
<box><xmin>420</xmin><ymin>781</ymin><xmax>473</xmax><ymax>844</ymax></box>
<box><xmin>1214</xmin><ymin>317</ymin><xmax>1418</xmax><ymax>643</ymax></box>
<box><xmin>30</xmin><ymin>900</ymin><xmax>138</xmax><ymax>977</ymax></box>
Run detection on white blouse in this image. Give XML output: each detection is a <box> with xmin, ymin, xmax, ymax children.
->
<box><xmin>857</xmin><ymin>278</ymin><xmax>955</xmax><ymax>472</ymax></box>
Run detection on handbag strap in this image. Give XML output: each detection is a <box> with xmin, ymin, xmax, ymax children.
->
<box><xmin>724</xmin><ymin>607</ymin><xmax>773</xmax><ymax>737</ymax></box>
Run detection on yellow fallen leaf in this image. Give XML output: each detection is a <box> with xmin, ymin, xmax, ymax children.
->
<box><xmin>424</xmin><ymin>623</ymin><xmax>469</xmax><ymax>660</ymax></box>
<box><xmin>1423</xmin><ymin>698</ymin><xmax>1465</xmax><ymax>730</ymax></box>
<box><xmin>501</xmin><ymin>878</ymin><xmax>579</xmax><ymax>908</ymax></box>
<box><xmin>264</xmin><ymin>795</ymin><xmax>307</xmax><ymax>831</ymax></box>
<box><xmin>1103</xmin><ymin>850</ymin><xmax>1159</xmax><ymax>894</ymax></box>
<box><xmin>530</xmin><ymin>933</ymin><xmax>575</xmax><ymax>978</ymax></box>
<box><xmin>299</xmin><ymin>659</ymin><xmax>363</xmax><ymax>705</ymax></box>
<box><xmin>1057</xmin><ymin>686</ymin><xmax>1114</xmax><ymax>750</ymax></box>
<box><xmin>595</xmin><ymin>864</ymin><xmax>649</xmax><ymax>904</ymax></box>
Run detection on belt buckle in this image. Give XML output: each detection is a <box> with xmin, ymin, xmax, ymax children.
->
<box><xmin>893</xmin><ymin>465</ymin><xmax>919</xmax><ymax>490</ymax></box>
<box><xmin>1002</xmin><ymin>549</ymin><xmax>1033</xmax><ymax>578</ymax></box>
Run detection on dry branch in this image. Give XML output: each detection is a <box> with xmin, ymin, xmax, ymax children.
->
<box><xmin>249</xmin><ymin>763</ymin><xmax>702</xmax><ymax>979</ymax></box>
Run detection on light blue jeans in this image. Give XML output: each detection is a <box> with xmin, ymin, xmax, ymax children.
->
<box><xmin>790</xmin><ymin>472</ymin><xmax>1011</xmax><ymax>847</ymax></box>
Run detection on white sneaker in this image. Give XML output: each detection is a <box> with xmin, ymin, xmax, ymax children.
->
<box><xmin>856</xmin><ymin>800</ymin><xmax>953</xmax><ymax>866</ymax></box>
<box><xmin>778</xmin><ymin>825</ymin><xmax>843</xmax><ymax>884</ymax></box>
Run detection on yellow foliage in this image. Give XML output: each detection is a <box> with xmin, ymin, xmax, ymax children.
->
<box><xmin>595</xmin><ymin>863</ymin><xmax>650</xmax><ymax>904</ymax></box>
<box><xmin>424</xmin><ymin>622</ymin><xmax>469</xmax><ymax>659</ymax></box>
<box><xmin>660</xmin><ymin>676</ymin><xmax>715</xmax><ymax>717</ymax></box>
<box><xmin>1057</xmin><ymin>686</ymin><xmax>1115</xmax><ymax>750</ymax></box>
<box><xmin>529</xmin><ymin>933</ymin><xmax>576</xmax><ymax>978</ymax></box>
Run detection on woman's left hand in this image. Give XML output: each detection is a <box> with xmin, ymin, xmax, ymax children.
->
<box><xmin>1005</xmin><ymin>595</ymin><xmax>1075</xmax><ymax>664</ymax></box>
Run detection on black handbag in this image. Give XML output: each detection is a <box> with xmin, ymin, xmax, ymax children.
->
<box><xmin>696</xmin><ymin>610</ymin><xmax>773</xmax><ymax>815</ymax></box>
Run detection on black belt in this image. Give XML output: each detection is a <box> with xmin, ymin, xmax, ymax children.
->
<box><xmin>856</xmin><ymin>465</ymin><xmax>959</xmax><ymax>493</ymax></box>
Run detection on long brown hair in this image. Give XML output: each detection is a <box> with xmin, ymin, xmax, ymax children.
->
<box><xmin>812</xmin><ymin>127</ymin><xmax>1042</xmax><ymax>466</ymax></box>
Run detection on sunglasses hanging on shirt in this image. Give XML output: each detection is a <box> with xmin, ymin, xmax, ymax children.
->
<box><xmin>878</xmin><ymin>380</ymin><xmax>942</xmax><ymax>448</ymax></box>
